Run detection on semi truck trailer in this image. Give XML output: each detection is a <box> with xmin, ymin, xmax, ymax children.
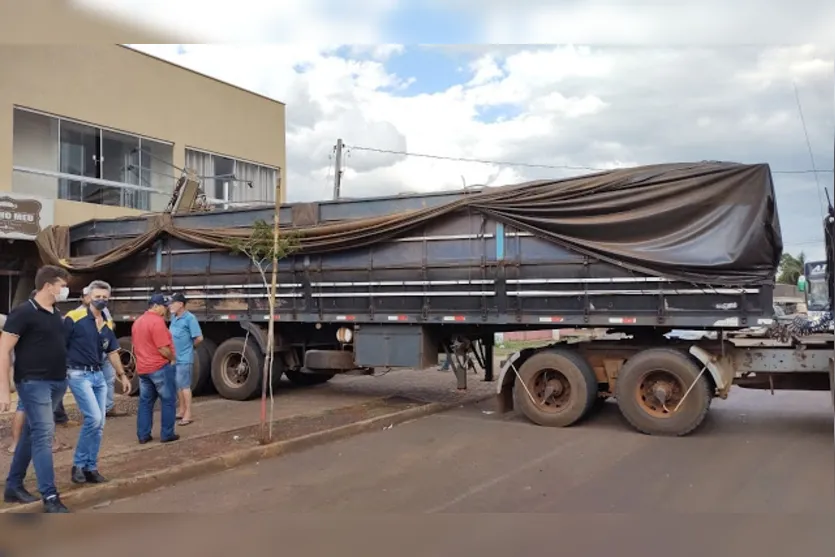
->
<box><xmin>34</xmin><ymin>161</ymin><xmax>834</xmax><ymax>436</ymax></box>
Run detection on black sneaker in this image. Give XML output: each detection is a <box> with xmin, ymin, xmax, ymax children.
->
<box><xmin>43</xmin><ymin>495</ymin><xmax>70</xmax><ymax>513</ymax></box>
<box><xmin>138</xmin><ymin>435</ymin><xmax>153</xmax><ymax>445</ymax></box>
<box><xmin>160</xmin><ymin>434</ymin><xmax>180</xmax><ymax>443</ymax></box>
<box><xmin>83</xmin><ymin>469</ymin><xmax>109</xmax><ymax>484</ymax></box>
<box><xmin>71</xmin><ymin>466</ymin><xmax>87</xmax><ymax>484</ymax></box>
<box><xmin>3</xmin><ymin>486</ymin><xmax>39</xmax><ymax>504</ymax></box>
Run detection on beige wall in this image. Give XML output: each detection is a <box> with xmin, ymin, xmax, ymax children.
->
<box><xmin>53</xmin><ymin>199</ymin><xmax>144</xmax><ymax>226</ymax></box>
<box><xmin>0</xmin><ymin>43</ymin><xmax>286</xmax><ymax>226</ymax></box>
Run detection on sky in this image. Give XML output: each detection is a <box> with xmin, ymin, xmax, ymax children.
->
<box><xmin>77</xmin><ymin>0</ymin><xmax>835</xmax><ymax>260</ymax></box>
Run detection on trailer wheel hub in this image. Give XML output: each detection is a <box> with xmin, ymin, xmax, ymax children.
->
<box><xmin>653</xmin><ymin>382</ymin><xmax>672</xmax><ymax>405</ymax></box>
<box><xmin>636</xmin><ymin>370</ymin><xmax>685</xmax><ymax>418</ymax></box>
<box><xmin>532</xmin><ymin>369</ymin><xmax>572</xmax><ymax>413</ymax></box>
<box><xmin>220</xmin><ymin>352</ymin><xmax>250</xmax><ymax>387</ymax></box>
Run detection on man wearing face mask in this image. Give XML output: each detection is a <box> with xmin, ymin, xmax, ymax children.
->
<box><xmin>78</xmin><ymin>286</ymin><xmax>126</xmax><ymax>419</ymax></box>
<box><xmin>63</xmin><ymin>280</ymin><xmax>131</xmax><ymax>485</ymax></box>
<box><xmin>0</xmin><ymin>265</ymin><xmax>72</xmax><ymax>512</ymax></box>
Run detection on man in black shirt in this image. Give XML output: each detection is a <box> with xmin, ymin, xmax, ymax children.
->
<box><xmin>0</xmin><ymin>265</ymin><xmax>72</xmax><ymax>513</ymax></box>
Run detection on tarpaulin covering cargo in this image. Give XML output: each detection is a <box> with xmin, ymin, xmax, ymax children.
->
<box><xmin>36</xmin><ymin>161</ymin><xmax>782</xmax><ymax>286</ymax></box>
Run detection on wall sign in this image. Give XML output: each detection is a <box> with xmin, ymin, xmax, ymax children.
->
<box><xmin>0</xmin><ymin>192</ymin><xmax>55</xmax><ymax>241</ymax></box>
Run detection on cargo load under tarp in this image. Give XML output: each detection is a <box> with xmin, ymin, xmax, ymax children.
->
<box><xmin>36</xmin><ymin>161</ymin><xmax>782</xmax><ymax>286</ymax></box>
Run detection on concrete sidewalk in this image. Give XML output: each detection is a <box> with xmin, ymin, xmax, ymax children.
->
<box><xmin>0</xmin><ymin>367</ymin><xmax>496</xmax><ymax>511</ymax></box>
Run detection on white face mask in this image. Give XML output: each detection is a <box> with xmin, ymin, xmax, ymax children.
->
<box><xmin>56</xmin><ymin>287</ymin><xmax>69</xmax><ymax>302</ymax></box>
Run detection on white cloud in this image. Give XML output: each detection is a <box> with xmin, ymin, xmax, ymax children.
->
<box><xmin>442</xmin><ymin>0</ymin><xmax>835</xmax><ymax>46</ymax></box>
<box><xmin>75</xmin><ymin>0</ymin><xmax>398</xmax><ymax>42</ymax></box>
<box><xmin>125</xmin><ymin>40</ymin><xmax>834</xmax><ymax>259</ymax></box>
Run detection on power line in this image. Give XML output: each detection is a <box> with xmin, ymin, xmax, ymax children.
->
<box><xmin>792</xmin><ymin>81</ymin><xmax>826</xmax><ymax>221</ymax></box>
<box><xmin>345</xmin><ymin>145</ymin><xmax>602</xmax><ymax>171</ymax></box>
<box><xmin>785</xmin><ymin>240</ymin><xmax>826</xmax><ymax>247</ymax></box>
<box><xmin>344</xmin><ymin>144</ymin><xmax>834</xmax><ymax>175</ymax></box>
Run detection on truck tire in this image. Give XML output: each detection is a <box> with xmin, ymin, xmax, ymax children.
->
<box><xmin>513</xmin><ymin>349</ymin><xmax>598</xmax><ymax>427</ymax></box>
<box><xmin>211</xmin><ymin>337</ymin><xmax>265</xmax><ymax>401</ymax></box>
<box><xmin>614</xmin><ymin>348</ymin><xmax>711</xmax><ymax>436</ymax></box>
<box><xmin>117</xmin><ymin>337</ymin><xmax>140</xmax><ymax>396</ymax></box>
<box><xmin>285</xmin><ymin>368</ymin><xmax>336</xmax><ymax>386</ymax></box>
<box><xmin>191</xmin><ymin>339</ymin><xmax>217</xmax><ymax>395</ymax></box>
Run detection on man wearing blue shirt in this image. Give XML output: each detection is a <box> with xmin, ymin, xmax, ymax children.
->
<box><xmin>79</xmin><ymin>286</ymin><xmax>127</xmax><ymax>418</ymax></box>
<box><xmin>168</xmin><ymin>293</ymin><xmax>203</xmax><ymax>425</ymax></box>
<box><xmin>64</xmin><ymin>280</ymin><xmax>131</xmax><ymax>485</ymax></box>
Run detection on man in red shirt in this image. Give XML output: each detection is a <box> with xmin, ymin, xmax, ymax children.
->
<box><xmin>131</xmin><ymin>294</ymin><xmax>179</xmax><ymax>444</ymax></box>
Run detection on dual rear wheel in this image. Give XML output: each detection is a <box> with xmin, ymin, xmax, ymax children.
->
<box><xmin>210</xmin><ymin>338</ymin><xmax>335</xmax><ymax>401</ymax></box>
<box><xmin>513</xmin><ymin>347</ymin><xmax>712</xmax><ymax>436</ymax></box>
<box><xmin>116</xmin><ymin>336</ymin><xmax>218</xmax><ymax>397</ymax></box>
<box><xmin>117</xmin><ymin>336</ymin><xmax>337</xmax><ymax>401</ymax></box>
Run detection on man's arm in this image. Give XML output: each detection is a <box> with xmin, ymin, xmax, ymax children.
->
<box><xmin>0</xmin><ymin>310</ymin><xmax>26</xmax><ymax>412</ymax></box>
<box><xmin>151</xmin><ymin>321</ymin><xmax>176</xmax><ymax>364</ymax></box>
<box><xmin>158</xmin><ymin>345</ymin><xmax>175</xmax><ymax>363</ymax></box>
<box><xmin>106</xmin><ymin>330</ymin><xmax>132</xmax><ymax>394</ymax></box>
<box><xmin>104</xmin><ymin>329</ymin><xmax>125</xmax><ymax>375</ymax></box>
<box><xmin>0</xmin><ymin>333</ymin><xmax>19</xmax><ymax>412</ymax></box>
<box><xmin>189</xmin><ymin>316</ymin><xmax>204</xmax><ymax>347</ymax></box>
<box><xmin>63</xmin><ymin>315</ymin><xmax>75</xmax><ymax>348</ymax></box>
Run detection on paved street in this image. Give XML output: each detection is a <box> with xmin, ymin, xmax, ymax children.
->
<box><xmin>92</xmin><ymin>387</ymin><xmax>833</xmax><ymax>514</ymax></box>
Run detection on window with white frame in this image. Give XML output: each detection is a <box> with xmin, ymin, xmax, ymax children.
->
<box><xmin>185</xmin><ymin>148</ymin><xmax>277</xmax><ymax>207</ymax></box>
<box><xmin>11</xmin><ymin>107</ymin><xmax>175</xmax><ymax>211</ymax></box>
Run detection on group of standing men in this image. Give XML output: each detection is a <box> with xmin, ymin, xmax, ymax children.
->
<box><xmin>0</xmin><ymin>265</ymin><xmax>204</xmax><ymax>513</ymax></box>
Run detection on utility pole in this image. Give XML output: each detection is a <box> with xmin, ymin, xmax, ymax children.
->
<box><xmin>333</xmin><ymin>138</ymin><xmax>343</xmax><ymax>200</ymax></box>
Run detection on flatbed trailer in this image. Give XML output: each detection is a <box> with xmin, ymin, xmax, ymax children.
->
<box><xmin>37</xmin><ymin>161</ymin><xmax>834</xmax><ymax>436</ymax></box>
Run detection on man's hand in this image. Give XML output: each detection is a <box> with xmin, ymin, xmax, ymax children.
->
<box><xmin>0</xmin><ymin>386</ymin><xmax>11</xmax><ymax>413</ymax></box>
<box><xmin>119</xmin><ymin>374</ymin><xmax>132</xmax><ymax>395</ymax></box>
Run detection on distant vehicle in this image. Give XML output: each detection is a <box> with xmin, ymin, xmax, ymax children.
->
<box><xmin>800</xmin><ymin>260</ymin><xmax>829</xmax><ymax>320</ymax></box>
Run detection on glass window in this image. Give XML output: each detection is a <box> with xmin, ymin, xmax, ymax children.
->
<box><xmin>213</xmin><ymin>155</ymin><xmax>235</xmax><ymax>201</ymax></box>
<box><xmin>58</xmin><ymin>119</ymin><xmax>100</xmax><ymax>203</ymax></box>
<box><xmin>235</xmin><ymin>160</ymin><xmax>276</xmax><ymax>203</ymax></box>
<box><xmin>141</xmin><ymin>138</ymin><xmax>175</xmax><ymax>212</ymax></box>
<box><xmin>185</xmin><ymin>148</ymin><xmax>277</xmax><ymax>207</ymax></box>
<box><xmin>100</xmin><ymin>129</ymin><xmax>139</xmax><ymax>207</ymax></box>
<box><xmin>11</xmin><ymin>110</ymin><xmax>59</xmax><ymax>198</ymax></box>
<box><xmin>12</xmin><ymin>107</ymin><xmax>173</xmax><ymax>212</ymax></box>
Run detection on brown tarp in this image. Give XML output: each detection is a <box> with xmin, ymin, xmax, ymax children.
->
<box><xmin>35</xmin><ymin>161</ymin><xmax>783</xmax><ymax>286</ymax></box>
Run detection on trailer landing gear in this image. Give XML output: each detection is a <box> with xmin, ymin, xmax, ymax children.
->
<box><xmin>614</xmin><ymin>348</ymin><xmax>711</xmax><ymax>436</ymax></box>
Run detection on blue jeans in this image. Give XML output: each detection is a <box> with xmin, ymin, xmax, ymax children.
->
<box><xmin>102</xmin><ymin>356</ymin><xmax>116</xmax><ymax>412</ymax></box>
<box><xmin>174</xmin><ymin>363</ymin><xmax>193</xmax><ymax>391</ymax></box>
<box><xmin>66</xmin><ymin>369</ymin><xmax>107</xmax><ymax>471</ymax></box>
<box><xmin>137</xmin><ymin>364</ymin><xmax>177</xmax><ymax>442</ymax></box>
<box><xmin>6</xmin><ymin>379</ymin><xmax>68</xmax><ymax>500</ymax></box>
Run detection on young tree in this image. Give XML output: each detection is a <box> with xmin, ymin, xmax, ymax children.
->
<box><xmin>227</xmin><ymin>219</ymin><xmax>299</xmax><ymax>443</ymax></box>
<box><xmin>777</xmin><ymin>251</ymin><xmax>806</xmax><ymax>285</ymax></box>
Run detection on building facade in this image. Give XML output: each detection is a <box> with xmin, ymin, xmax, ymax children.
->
<box><xmin>0</xmin><ymin>44</ymin><xmax>287</xmax><ymax>312</ymax></box>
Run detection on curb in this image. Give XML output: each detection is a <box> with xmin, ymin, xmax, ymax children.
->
<box><xmin>0</xmin><ymin>394</ymin><xmax>491</xmax><ymax>513</ymax></box>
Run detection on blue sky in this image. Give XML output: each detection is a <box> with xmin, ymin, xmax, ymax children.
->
<box><xmin>383</xmin><ymin>47</ymin><xmax>471</xmax><ymax>96</ymax></box>
<box><xmin>129</xmin><ymin>41</ymin><xmax>834</xmax><ymax>259</ymax></box>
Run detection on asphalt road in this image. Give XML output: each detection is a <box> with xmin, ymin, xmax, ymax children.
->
<box><xmin>12</xmin><ymin>387</ymin><xmax>831</xmax><ymax>557</ymax></box>
<box><xmin>92</xmin><ymin>388</ymin><xmax>833</xmax><ymax>514</ymax></box>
